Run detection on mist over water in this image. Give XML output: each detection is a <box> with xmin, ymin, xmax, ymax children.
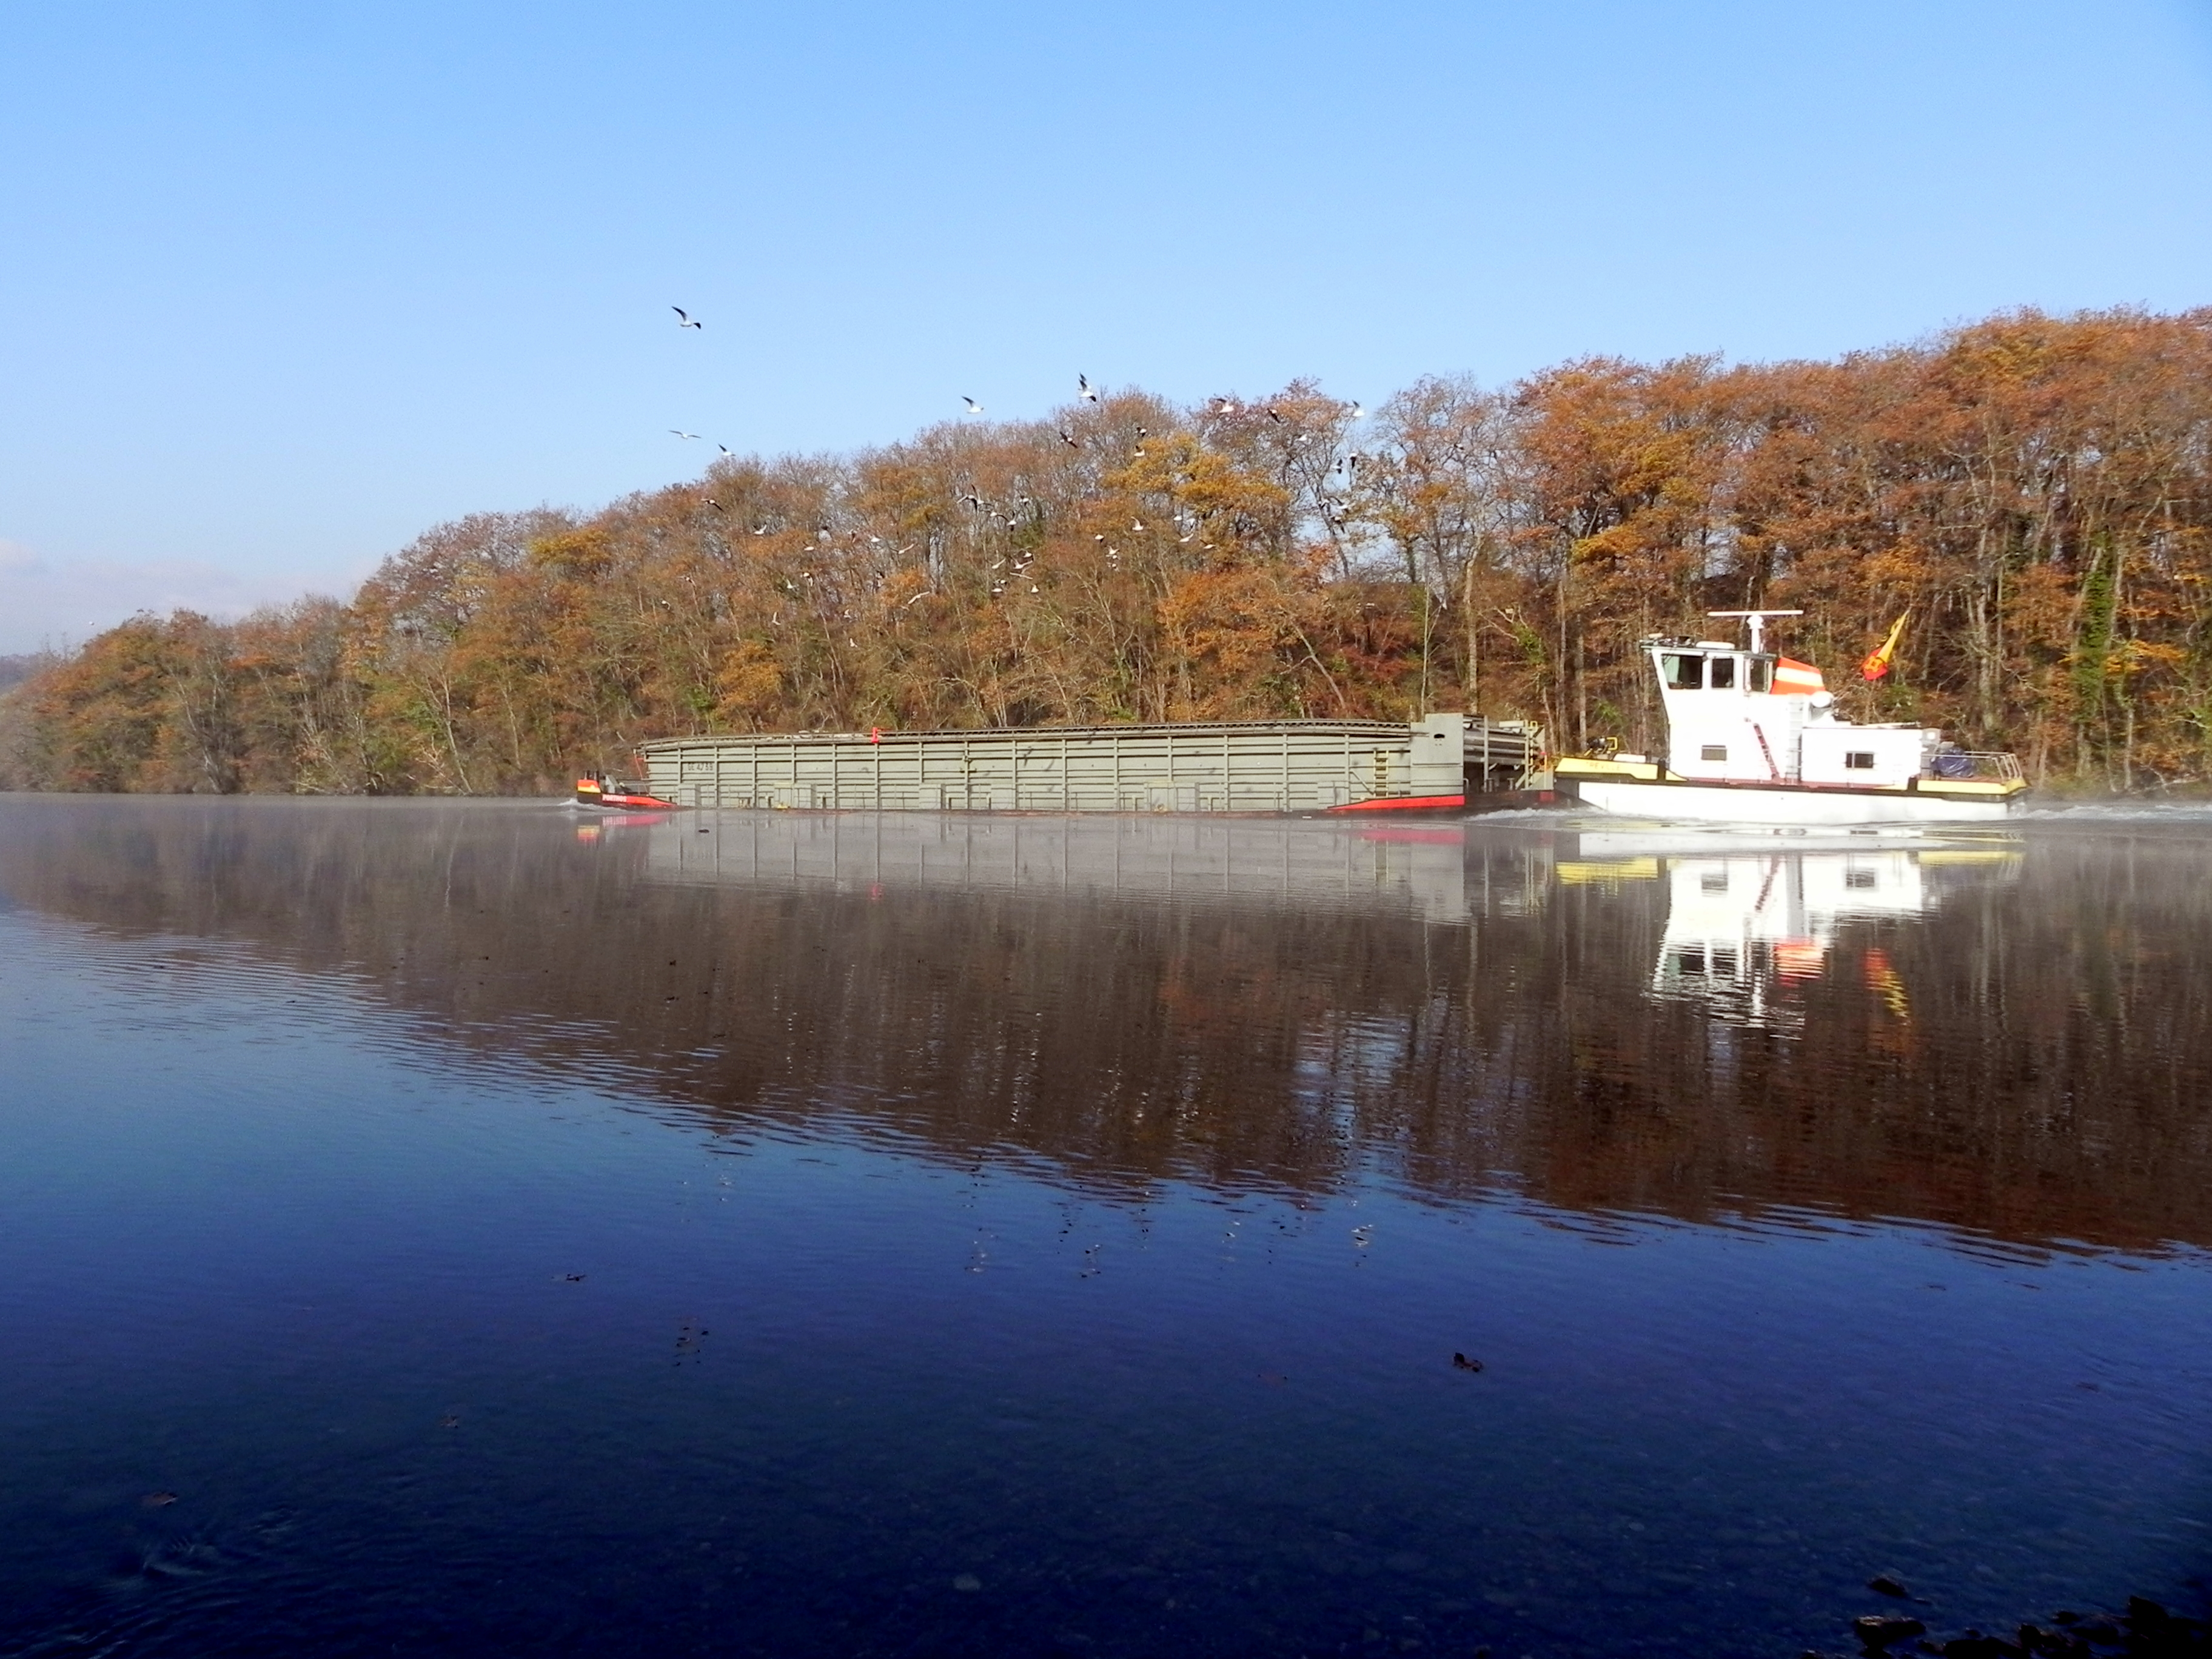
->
<box><xmin>2</xmin><ymin>798</ymin><xmax>2207</xmax><ymax>1657</ymax></box>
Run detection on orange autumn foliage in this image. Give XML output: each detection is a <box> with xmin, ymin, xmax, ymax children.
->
<box><xmin>7</xmin><ymin>306</ymin><xmax>2212</xmax><ymax>794</ymax></box>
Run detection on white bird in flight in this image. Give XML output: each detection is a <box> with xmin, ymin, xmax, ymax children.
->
<box><xmin>962</xmin><ymin>397</ymin><xmax>985</xmax><ymax>414</ymax></box>
<box><xmin>670</xmin><ymin>429</ymin><xmax>701</xmax><ymax>440</ymax></box>
<box><xmin>1079</xmin><ymin>374</ymin><xmax>1100</xmax><ymax>403</ymax></box>
<box><xmin>672</xmin><ymin>307</ymin><xmax>702</xmax><ymax>329</ymax></box>
<box><xmin>1349</xmin><ymin>402</ymin><xmax>1367</xmax><ymax>419</ymax></box>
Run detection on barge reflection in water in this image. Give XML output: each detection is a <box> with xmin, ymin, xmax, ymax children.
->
<box><xmin>0</xmin><ymin>797</ymin><xmax>2207</xmax><ymax>1658</ymax></box>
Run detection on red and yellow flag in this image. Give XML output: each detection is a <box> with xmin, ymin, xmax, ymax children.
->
<box><xmin>1860</xmin><ymin>611</ymin><xmax>1909</xmax><ymax>682</ymax></box>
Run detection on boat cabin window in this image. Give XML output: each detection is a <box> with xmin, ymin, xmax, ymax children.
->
<box><xmin>1700</xmin><ymin>745</ymin><xmax>1728</xmax><ymax>762</ymax></box>
<box><xmin>1708</xmin><ymin>656</ymin><xmax>1736</xmax><ymax>690</ymax></box>
<box><xmin>1844</xmin><ymin>751</ymin><xmax>1876</xmax><ymax>770</ymax></box>
<box><xmin>1748</xmin><ymin>658</ymin><xmax>1772</xmax><ymax>693</ymax></box>
<box><xmin>1662</xmin><ymin>653</ymin><xmax>1703</xmax><ymax>691</ymax></box>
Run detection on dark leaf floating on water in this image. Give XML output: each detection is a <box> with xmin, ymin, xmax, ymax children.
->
<box><xmin>1452</xmin><ymin>1352</ymin><xmax>1483</xmax><ymax>1372</ymax></box>
<box><xmin>1852</xmin><ymin>1614</ymin><xmax>1925</xmax><ymax>1649</ymax></box>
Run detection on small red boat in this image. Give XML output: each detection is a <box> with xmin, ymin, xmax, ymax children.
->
<box><xmin>574</xmin><ymin>773</ymin><xmax>682</xmax><ymax>811</ymax></box>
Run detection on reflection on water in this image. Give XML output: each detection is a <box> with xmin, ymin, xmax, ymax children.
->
<box><xmin>1</xmin><ymin>798</ymin><xmax>2209</xmax><ymax>1658</ymax></box>
<box><xmin>1609</xmin><ymin>837</ymin><xmax>2022</xmax><ymax>1032</ymax></box>
<box><xmin>644</xmin><ymin>811</ymin><xmax>1510</xmax><ymax>925</ymax></box>
<box><xmin>1</xmin><ymin>801</ymin><xmax>2199</xmax><ymax>1252</ymax></box>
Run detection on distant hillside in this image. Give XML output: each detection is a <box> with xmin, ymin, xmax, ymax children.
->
<box><xmin>0</xmin><ymin>655</ymin><xmax>53</xmax><ymax>692</ymax></box>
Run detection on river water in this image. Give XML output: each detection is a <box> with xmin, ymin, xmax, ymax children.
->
<box><xmin>1</xmin><ymin>797</ymin><xmax>2207</xmax><ymax>1658</ymax></box>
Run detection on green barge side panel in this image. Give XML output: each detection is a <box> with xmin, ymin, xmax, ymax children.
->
<box><xmin>640</xmin><ymin>716</ymin><xmax>1537</xmax><ymax>813</ymax></box>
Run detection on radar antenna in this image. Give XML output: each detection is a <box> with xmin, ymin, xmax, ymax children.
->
<box><xmin>1708</xmin><ymin>609</ymin><xmax>1802</xmax><ymax>655</ymax></box>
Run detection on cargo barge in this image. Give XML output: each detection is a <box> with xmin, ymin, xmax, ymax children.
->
<box><xmin>638</xmin><ymin>716</ymin><xmax>1540</xmax><ymax>815</ymax></box>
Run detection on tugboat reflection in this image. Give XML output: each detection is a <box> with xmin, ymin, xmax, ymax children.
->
<box><xmin>1575</xmin><ymin>833</ymin><xmax>2020</xmax><ymax>1031</ymax></box>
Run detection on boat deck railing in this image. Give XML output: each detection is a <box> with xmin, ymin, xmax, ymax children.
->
<box><xmin>1929</xmin><ymin>751</ymin><xmax>2024</xmax><ymax>782</ymax></box>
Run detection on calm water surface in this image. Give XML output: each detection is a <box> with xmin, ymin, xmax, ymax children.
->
<box><xmin>2</xmin><ymin>797</ymin><xmax>2209</xmax><ymax>1657</ymax></box>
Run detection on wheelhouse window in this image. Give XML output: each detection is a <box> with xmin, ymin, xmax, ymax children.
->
<box><xmin>1662</xmin><ymin>654</ymin><xmax>1703</xmax><ymax>691</ymax></box>
<box><xmin>1748</xmin><ymin>658</ymin><xmax>1772</xmax><ymax>692</ymax></box>
<box><xmin>1708</xmin><ymin>656</ymin><xmax>1735</xmax><ymax>690</ymax></box>
<box><xmin>1844</xmin><ymin>751</ymin><xmax>1876</xmax><ymax>770</ymax></box>
<box><xmin>1700</xmin><ymin>745</ymin><xmax>1728</xmax><ymax>762</ymax></box>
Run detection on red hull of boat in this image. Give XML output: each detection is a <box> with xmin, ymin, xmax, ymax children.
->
<box><xmin>1322</xmin><ymin>793</ymin><xmax>1466</xmax><ymax>814</ymax></box>
<box><xmin>575</xmin><ymin>777</ymin><xmax>682</xmax><ymax>811</ymax></box>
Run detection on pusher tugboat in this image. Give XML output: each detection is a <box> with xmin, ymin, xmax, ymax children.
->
<box><xmin>1553</xmin><ymin>611</ymin><xmax>2026</xmax><ymax>825</ymax></box>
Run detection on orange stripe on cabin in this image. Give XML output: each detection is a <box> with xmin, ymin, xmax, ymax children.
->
<box><xmin>1772</xmin><ymin>659</ymin><xmax>1826</xmax><ymax>694</ymax></box>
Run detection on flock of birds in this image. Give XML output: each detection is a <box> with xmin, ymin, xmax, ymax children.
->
<box><xmin>662</xmin><ymin>304</ymin><xmax>1365</xmax><ymax>457</ymax></box>
<box><xmin>660</xmin><ymin>304</ymin><xmax>1369</xmax><ymax>604</ymax></box>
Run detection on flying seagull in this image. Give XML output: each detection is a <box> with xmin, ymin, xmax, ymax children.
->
<box><xmin>717</xmin><ymin>443</ymin><xmax>736</xmax><ymax>457</ymax></box>
<box><xmin>672</xmin><ymin>307</ymin><xmax>702</xmax><ymax>329</ymax></box>
<box><xmin>962</xmin><ymin>397</ymin><xmax>985</xmax><ymax>414</ymax></box>
<box><xmin>1349</xmin><ymin>402</ymin><xmax>1367</xmax><ymax>419</ymax></box>
<box><xmin>1079</xmin><ymin>374</ymin><xmax>1099</xmax><ymax>403</ymax></box>
<box><xmin>670</xmin><ymin>429</ymin><xmax>701</xmax><ymax>440</ymax></box>
<box><xmin>1058</xmin><ymin>429</ymin><xmax>1080</xmax><ymax>449</ymax></box>
<box><xmin>1213</xmin><ymin>397</ymin><xmax>1239</xmax><ymax>415</ymax></box>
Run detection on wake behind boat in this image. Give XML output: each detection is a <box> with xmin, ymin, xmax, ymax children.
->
<box><xmin>1553</xmin><ymin>610</ymin><xmax>2026</xmax><ymax>825</ymax></box>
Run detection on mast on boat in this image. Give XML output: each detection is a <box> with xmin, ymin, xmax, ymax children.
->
<box><xmin>1706</xmin><ymin>609</ymin><xmax>1802</xmax><ymax>655</ymax></box>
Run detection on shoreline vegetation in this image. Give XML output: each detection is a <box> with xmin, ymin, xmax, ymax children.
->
<box><xmin>4</xmin><ymin>306</ymin><xmax>2210</xmax><ymax>797</ymax></box>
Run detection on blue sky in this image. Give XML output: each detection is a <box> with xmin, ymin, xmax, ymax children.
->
<box><xmin>2</xmin><ymin>0</ymin><xmax>2208</xmax><ymax>652</ymax></box>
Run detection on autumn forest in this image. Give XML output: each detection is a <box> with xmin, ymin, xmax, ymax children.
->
<box><xmin>5</xmin><ymin>306</ymin><xmax>2210</xmax><ymax>795</ymax></box>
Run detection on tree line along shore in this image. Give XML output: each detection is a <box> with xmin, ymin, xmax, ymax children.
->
<box><xmin>3</xmin><ymin>305</ymin><xmax>2208</xmax><ymax>796</ymax></box>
